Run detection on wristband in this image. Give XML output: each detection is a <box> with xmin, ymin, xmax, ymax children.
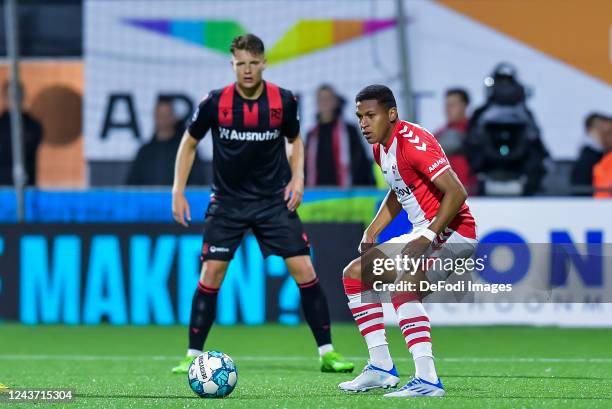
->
<box><xmin>420</xmin><ymin>228</ymin><xmax>437</xmax><ymax>242</ymax></box>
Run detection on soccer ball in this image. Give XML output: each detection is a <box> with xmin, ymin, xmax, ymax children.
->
<box><xmin>187</xmin><ymin>351</ymin><xmax>238</xmax><ymax>398</ymax></box>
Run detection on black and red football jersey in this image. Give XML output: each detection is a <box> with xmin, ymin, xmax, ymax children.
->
<box><xmin>188</xmin><ymin>81</ymin><xmax>300</xmax><ymax>199</ymax></box>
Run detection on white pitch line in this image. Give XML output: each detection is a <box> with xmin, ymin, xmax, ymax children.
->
<box><xmin>440</xmin><ymin>357</ymin><xmax>612</xmax><ymax>363</ymax></box>
<box><xmin>0</xmin><ymin>355</ymin><xmax>611</xmax><ymax>363</ymax></box>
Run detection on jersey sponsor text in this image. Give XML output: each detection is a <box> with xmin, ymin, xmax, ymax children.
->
<box><xmin>219</xmin><ymin>127</ymin><xmax>281</xmax><ymax>142</ymax></box>
<box><xmin>428</xmin><ymin>158</ymin><xmax>448</xmax><ymax>173</ymax></box>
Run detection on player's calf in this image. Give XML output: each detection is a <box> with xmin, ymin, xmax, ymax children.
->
<box><xmin>172</xmin><ymin>281</ymin><xmax>221</xmax><ymax>374</ymax></box>
<box><xmin>342</xmin><ymin>258</ymin><xmax>394</xmax><ymax>373</ymax></box>
<box><xmin>391</xmin><ymin>290</ymin><xmax>442</xmax><ymax>388</ymax></box>
<box><xmin>286</xmin><ymin>255</ymin><xmax>354</xmax><ymax>373</ymax></box>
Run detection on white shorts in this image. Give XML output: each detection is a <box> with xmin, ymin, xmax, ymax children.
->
<box><xmin>380</xmin><ymin>227</ymin><xmax>478</xmax><ymax>283</ymax></box>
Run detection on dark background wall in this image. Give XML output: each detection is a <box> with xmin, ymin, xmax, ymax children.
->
<box><xmin>0</xmin><ymin>0</ymin><xmax>82</xmax><ymax>57</ymax></box>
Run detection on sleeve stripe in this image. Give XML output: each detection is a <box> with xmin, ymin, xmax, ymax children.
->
<box><xmin>430</xmin><ymin>164</ymin><xmax>451</xmax><ymax>181</ymax></box>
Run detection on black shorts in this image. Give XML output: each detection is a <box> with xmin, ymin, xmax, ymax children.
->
<box><xmin>200</xmin><ymin>195</ymin><xmax>310</xmax><ymax>261</ymax></box>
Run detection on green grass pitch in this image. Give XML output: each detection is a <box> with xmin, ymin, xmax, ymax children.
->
<box><xmin>1</xmin><ymin>324</ymin><xmax>611</xmax><ymax>408</ymax></box>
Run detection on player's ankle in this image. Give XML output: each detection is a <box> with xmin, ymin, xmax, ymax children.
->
<box><xmin>368</xmin><ymin>344</ymin><xmax>393</xmax><ymax>370</ymax></box>
<box><xmin>370</xmin><ymin>357</ymin><xmax>394</xmax><ymax>371</ymax></box>
<box><xmin>372</xmin><ymin>360</ymin><xmax>394</xmax><ymax>372</ymax></box>
<box><xmin>318</xmin><ymin>344</ymin><xmax>334</xmax><ymax>357</ymax></box>
<box><xmin>417</xmin><ymin>373</ymin><xmax>439</xmax><ymax>383</ymax></box>
<box><xmin>414</xmin><ymin>356</ymin><xmax>438</xmax><ymax>383</ymax></box>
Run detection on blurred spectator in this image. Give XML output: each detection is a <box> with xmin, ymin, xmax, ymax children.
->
<box><xmin>126</xmin><ymin>98</ymin><xmax>206</xmax><ymax>186</ymax></box>
<box><xmin>305</xmin><ymin>84</ymin><xmax>375</xmax><ymax>187</ymax></box>
<box><xmin>592</xmin><ymin>117</ymin><xmax>612</xmax><ymax>198</ymax></box>
<box><xmin>0</xmin><ymin>81</ymin><xmax>43</xmax><ymax>186</ymax></box>
<box><xmin>465</xmin><ymin>63</ymin><xmax>549</xmax><ymax>196</ymax></box>
<box><xmin>434</xmin><ymin>88</ymin><xmax>477</xmax><ymax>194</ymax></box>
<box><xmin>570</xmin><ymin>113</ymin><xmax>608</xmax><ymax>195</ymax></box>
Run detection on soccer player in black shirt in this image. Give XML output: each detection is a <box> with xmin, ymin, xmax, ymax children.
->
<box><xmin>171</xmin><ymin>34</ymin><xmax>354</xmax><ymax>374</ymax></box>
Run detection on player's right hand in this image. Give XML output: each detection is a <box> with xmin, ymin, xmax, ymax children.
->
<box><xmin>172</xmin><ymin>191</ymin><xmax>191</xmax><ymax>227</ymax></box>
<box><xmin>358</xmin><ymin>230</ymin><xmax>376</xmax><ymax>254</ymax></box>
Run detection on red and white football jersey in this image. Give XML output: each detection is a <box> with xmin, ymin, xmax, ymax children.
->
<box><xmin>373</xmin><ymin>120</ymin><xmax>477</xmax><ymax>239</ymax></box>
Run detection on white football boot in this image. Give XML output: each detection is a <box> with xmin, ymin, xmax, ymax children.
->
<box><xmin>384</xmin><ymin>376</ymin><xmax>445</xmax><ymax>397</ymax></box>
<box><xmin>338</xmin><ymin>362</ymin><xmax>400</xmax><ymax>392</ymax></box>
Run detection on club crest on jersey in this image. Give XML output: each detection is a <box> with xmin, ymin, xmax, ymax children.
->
<box><xmin>271</xmin><ymin>108</ymin><xmax>282</xmax><ymax>120</ymax></box>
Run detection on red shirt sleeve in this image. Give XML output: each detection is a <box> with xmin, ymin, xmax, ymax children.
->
<box><xmin>399</xmin><ymin>125</ymin><xmax>450</xmax><ymax>181</ymax></box>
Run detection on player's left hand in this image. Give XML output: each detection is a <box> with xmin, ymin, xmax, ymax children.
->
<box><xmin>284</xmin><ymin>176</ymin><xmax>304</xmax><ymax>211</ymax></box>
<box><xmin>401</xmin><ymin>236</ymin><xmax>432</xmax><ymax>260</ymax></box>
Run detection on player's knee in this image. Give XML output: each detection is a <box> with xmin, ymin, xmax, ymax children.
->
<box><xmin>291</xmin><ymin>263</ymin><xmax>316</xmax><ymax>284</ymax></box>
<box><xmin>200</xmin><ymin>262</ymin><xmax>227</xmax><ymax>287</ymax></box>
<box><xmin>342</xmin><ymin>258</ymin><xmax>361</xmax><ymax>280</ymax></box>
<box><xmin>285</xmin><ymin>255</ymin><xmax>317</xmax><ymax>284</ymax></box>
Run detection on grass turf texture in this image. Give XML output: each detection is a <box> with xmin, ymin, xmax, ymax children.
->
<box><xmin>1</xmin><ymin>324</ymin><xmax>611</xmax><ymax>408</ymax></box>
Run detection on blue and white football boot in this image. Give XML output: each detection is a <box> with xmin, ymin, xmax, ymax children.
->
<box><xmin>384</xmin><ymin>376</ymin><xmax>445</xmax><ymax>397</ymax></box>
<box><xmin>338</xmin><ymin>362</ymin><xmax>400</xmax><ymax>392</ymax></box>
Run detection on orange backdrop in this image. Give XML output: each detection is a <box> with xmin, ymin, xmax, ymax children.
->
<box><xmin>0</xmin><ymin>60</ymin><xmax>85</xmax><ymax>188</ymax></box>
<box><xmin>439</xmin><ymin>0</ymin><xmax>612</xmax><ymax>86</ymax></box>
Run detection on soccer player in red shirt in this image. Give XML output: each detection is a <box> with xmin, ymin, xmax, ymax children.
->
<box><xmin>338</xmin><ymin>85</ymin><xmax>478</xmax><ymax>397</ymax></box>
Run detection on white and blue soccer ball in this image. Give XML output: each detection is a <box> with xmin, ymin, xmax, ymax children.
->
<box><xmin>188</xmin><ymin>351</ymin><xmax>238</xmax><ymax>398</ymax></box>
